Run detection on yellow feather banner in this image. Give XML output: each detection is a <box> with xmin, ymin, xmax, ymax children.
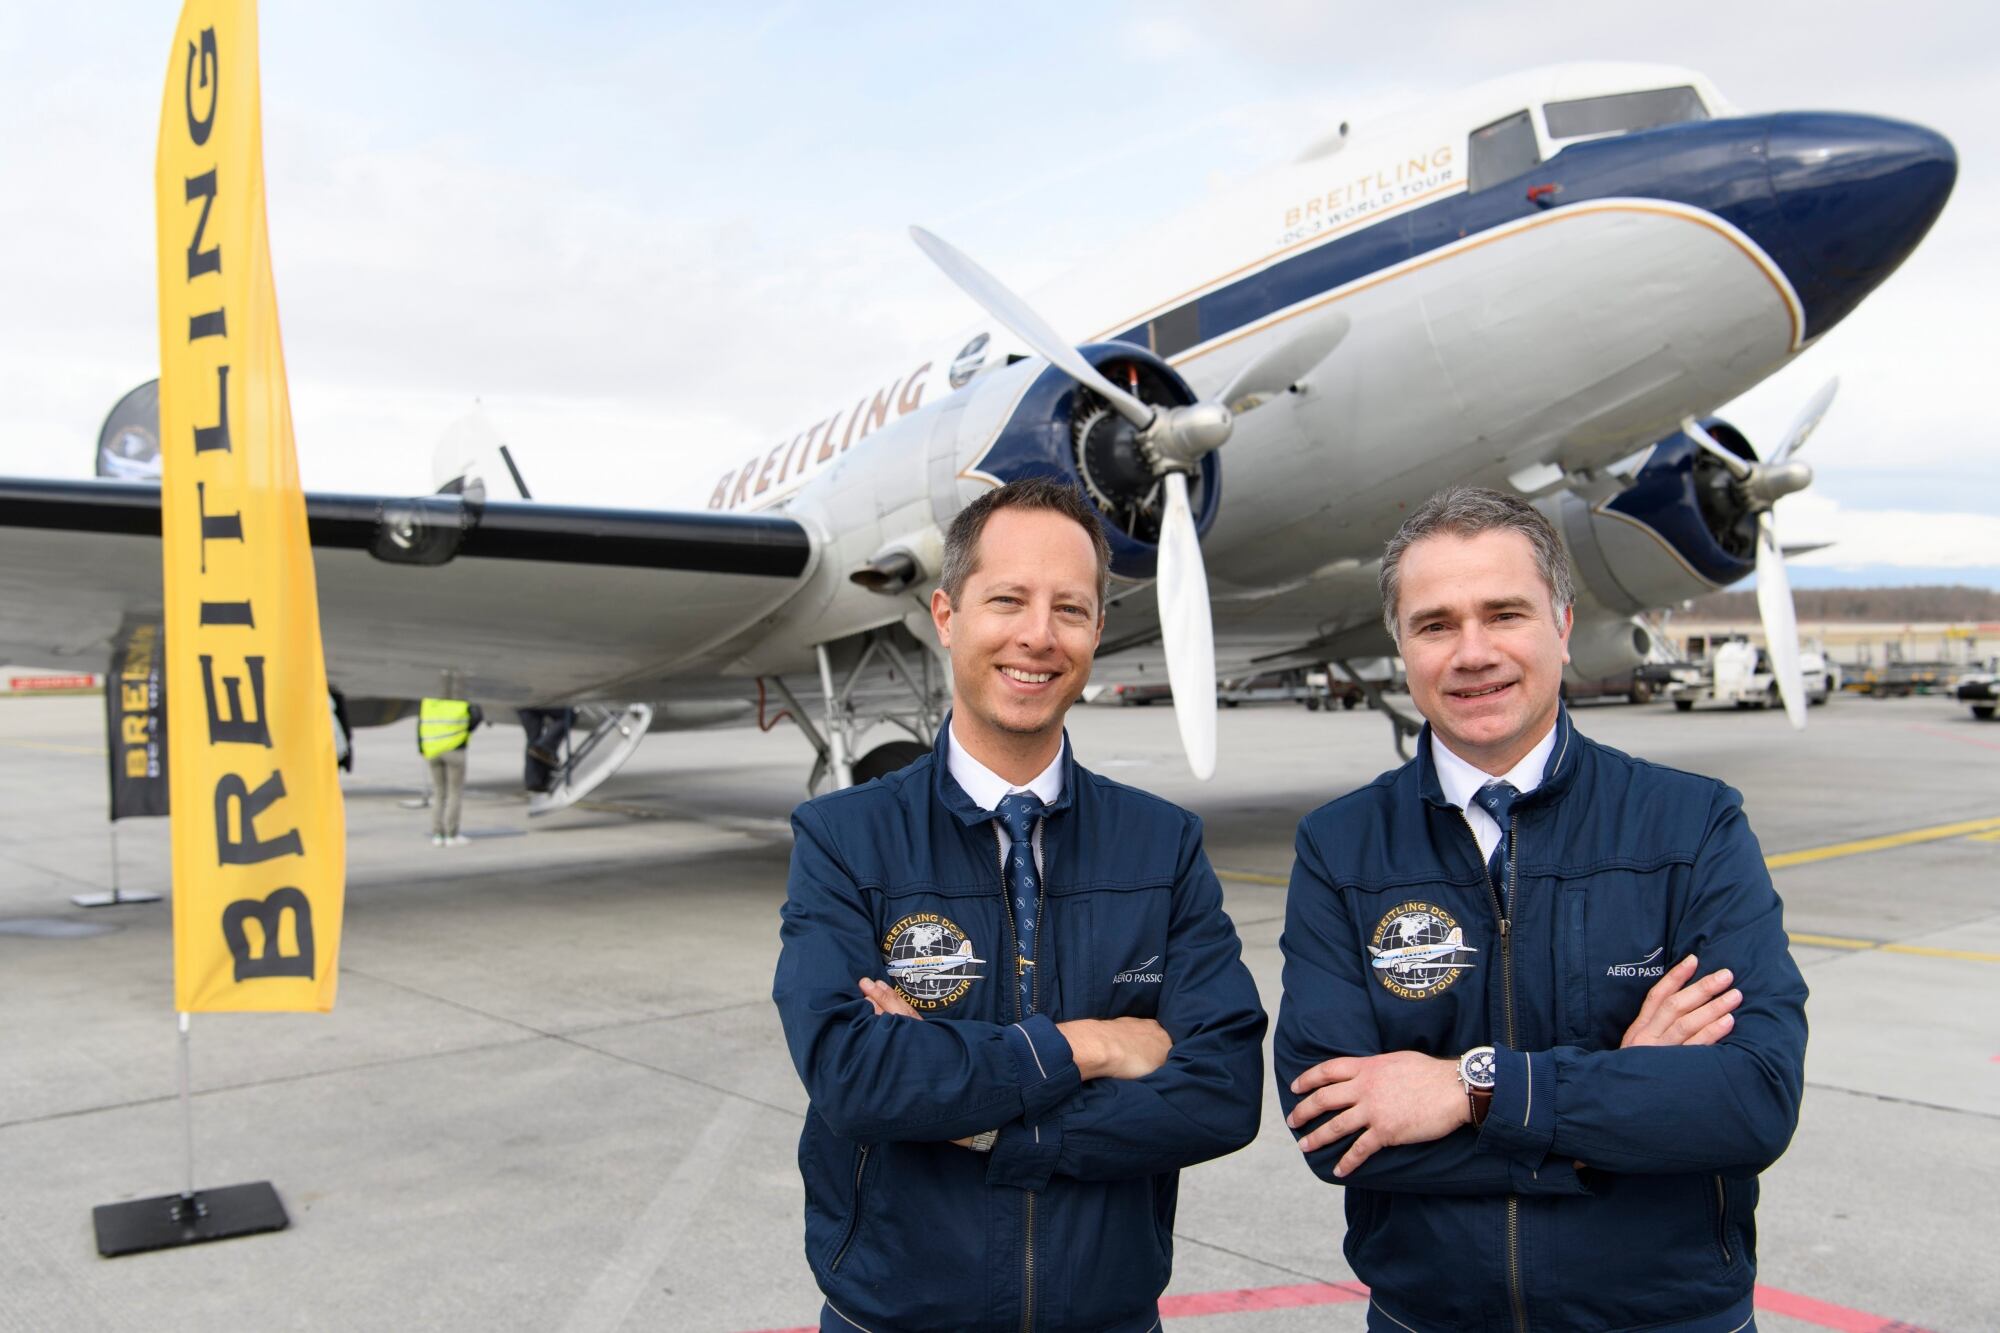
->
<box><xmin>157</xmin><ymin>0</ymin><xmax>346</xmax><ymax>1012</ymax></box>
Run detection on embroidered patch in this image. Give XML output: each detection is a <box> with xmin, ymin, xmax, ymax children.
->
<box><xmin>881</xmin><ymin>913</ymin><xmax>984</xmax><ymax>1010</ymax></box>
<box><xmin>1367</xmin><ymin>900</ymin><xmax>1477</xmax><ymax>1000</ymax></box>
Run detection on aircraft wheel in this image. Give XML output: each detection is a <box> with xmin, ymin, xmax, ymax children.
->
<box><xmin>1674</xmin><ymin>700</ymin><xmax>1694</xmax><ymax>713</ymax></box>
<box><xmin>1974</xmin><ymin>704</ymin><xmax>1996</xmax><ymax>721</ymax></box>
<box><xmin>1342</xmin><ymin>694</ymin><xmax>1359</xmax><ymax>710</ymax></box>
<box><xmin>851</xmin><ymin>740</ymin><xmax>929</xmax><ymax>785</ymax></box>
<box><xmin>1304</xmin><ymin>697</ymin><xmax>1320</xmax><ymax>712</ymax></box>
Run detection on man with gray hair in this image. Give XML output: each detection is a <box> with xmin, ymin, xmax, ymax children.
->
<box><xmin>1273</xmin><ymin>485</ymin><xmax>1807</xmax><ymax>1332</ymax></box>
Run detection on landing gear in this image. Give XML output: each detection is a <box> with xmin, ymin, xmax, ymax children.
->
<box><xmin>853</xmin><ymin>741</ymin><xmax>929</xmax><ymax>784</ymax></box>
<box><xmin>1337</xmin><ymin>659</ymin><xmax>1422</xmax><ymax>760</ymax></box>
<box><xmin>765</xmin><ymin>624</ymin><xmax>948</xmax><ymax>794</ymax></box>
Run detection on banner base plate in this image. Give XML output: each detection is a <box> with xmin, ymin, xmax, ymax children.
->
<box><xmin>93</xmin><ymin>1182</ymin><xmax>288</xmax><ymax>1257</ymax></box>
<box><xmin>70</xmin><ymin>891</ymin><xmax>162</xmax><ymax>908</ymax></box>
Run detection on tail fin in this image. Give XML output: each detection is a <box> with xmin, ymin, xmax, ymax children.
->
<box><xmin>957</xmin><ymin>939</ymin><xmax>974</xmax><ymax>957</ymax></box>
<box><xmin>1446</xmin><ymin>927</ymin><xmax>1462</xmax><ymax>947</ymax></box>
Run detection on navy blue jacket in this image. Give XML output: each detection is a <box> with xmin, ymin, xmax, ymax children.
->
<box><xmin>1275</xmin><ymin>712</ymin><xmax>1807</xmax><ymax>1333</ymax></box>
<box><xmin>773</xmin><ymin>726</ymin><xmax>1266</xmax><ymax>1332</ymax></box>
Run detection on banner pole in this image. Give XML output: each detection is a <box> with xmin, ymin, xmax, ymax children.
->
<box><xmin>110</xmin><ymin>821</ymin><xmax>124</xmax><ymax>906</ymax></box>
<box><xmin>177</xmin><ymin>1011</ymin><xmax>195</xmax><ymax>1205</ymax></box>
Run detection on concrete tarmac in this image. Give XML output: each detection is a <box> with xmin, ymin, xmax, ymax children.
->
<box><xmin>1</xmin><ymin>692</ymin><xmax>1994</xmax><ymax>1332</ymax></box>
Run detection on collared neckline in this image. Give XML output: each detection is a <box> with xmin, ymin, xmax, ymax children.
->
<box><xmin>947</xmin><ymin>718</ymin><xmax>1065</xmax><ymax>811</ymax></box>
<box><xmin>1430</xmin><ymin>718</ymin><xmax>1560</xmax><ymax>815</ymax></box>
<box><xmin>1418</xmin><ymin>707</ymin><xmax>1578</xmax><ymax>809</ymax></box>
<box><xmin>932</xmin><ymin>712</ymin><xmax>1079</xmax><ymax>825</ymax></box>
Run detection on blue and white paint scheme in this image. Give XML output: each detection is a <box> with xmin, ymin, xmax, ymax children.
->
<box><xmin>0</xmin><ymin>62</ymin><xmax>1958</xmax><ymax>786</ymax></box>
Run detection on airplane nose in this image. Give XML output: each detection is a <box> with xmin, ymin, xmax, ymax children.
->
<box><xmin>1759</xmin><ymin>113</ymin><xmax>1956</xmax><ymax>337</ymax></box>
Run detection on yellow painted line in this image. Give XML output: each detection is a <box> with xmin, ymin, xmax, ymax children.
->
<box><xmin>1967</xmin><ymin>829</ymin><xmax>2000</xmax><ymax>844</ymax></box>
<box><xmin>1217</xmin><ymin>869</ymin><xmax>1289</xmax><ymax>886</ymax></box>
<box><xmin>0</xmin><ymin>738</ymin><xmax>106</xmax><ymax>756</ymax></box>
<box><xmin>1763</xmin><ymin>815</ymin><xmax>2000</xmax><ymax>870</ymax></box>
<box><xmin>1787</xmin><ymin>930</ymin><xmax>2000</xmax><ymax>965</ymax></box>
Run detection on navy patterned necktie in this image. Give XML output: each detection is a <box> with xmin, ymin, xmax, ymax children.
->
<box><xmin>1472</xmin><ymin>780</ymin><xmax>1521</xmax><ymax>908</ymax></box>
<box><xmin>995</xmin><ymin>792</ymin><xmax>1046</xmax><ymax>1013</ymax></box>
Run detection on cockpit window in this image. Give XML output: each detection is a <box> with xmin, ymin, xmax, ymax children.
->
<box><xmin>1468</xmin><ymin>110</ymin><xmax>1541</xmax><ymax>192</ymax></box>
<box><xmin>1544</xmin><ymin>86</ymin><xmax>1708</xmax><ymax>140</ymax></box>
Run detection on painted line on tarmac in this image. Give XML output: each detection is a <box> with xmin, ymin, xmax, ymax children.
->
<box><xmin>0</xmin><ymin>738</ymin><xmax>104</xmax><ymax>756</ymax></box>
<box><xmin>1909</xmin><ymin>723</ymin><xmax>2000</xmax><ymax>752</ymax></box>
<box><xmin>1224</xmin><ymin>812</ymin><xmax>2000</xmax><ymax>889</ymax></box>
<box><xmin>559</xmin><ymin>1099</ymin><xmax>751</xmax><ymax>1333</ymax></box>
<box><xmin>1764</xmin><ymin>814</ymin><xmax>2000</xmax><ymax>869</ymax></box>
<box><xmin>733</xmin><ymin>1282</ymin><xmax>1926</xmax><ymax>1331</ymax></box>
<box><xmin>1785</xmin><ymin>931</ymin><xmax>2000</xmax><ymax>964</ymax></box>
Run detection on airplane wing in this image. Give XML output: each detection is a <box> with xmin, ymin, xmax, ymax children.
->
<box><xmin>0</xmin><ymin>478</ymin><xmax>815</xmax><ymax>704</ymax></box>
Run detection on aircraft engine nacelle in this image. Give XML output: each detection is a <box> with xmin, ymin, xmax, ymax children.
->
<box><xmin>1565</xmin><ymin>614</ymin><xmax>1658</xmax><ymax>681</ymax></box>
<box><xmin>751</xmin><ymin>343</ymin><xmax>1217</xmax><ymax>667</ymax></box>
<box><xmin>1552</xmin><ymin>424</ymin><xmax>1759</xmax><ymax>616</ymax></box>
<box><xmin>925</xmin><ymin>342</ymin><xmax>1219</xmax><ymax>581</ymax></box>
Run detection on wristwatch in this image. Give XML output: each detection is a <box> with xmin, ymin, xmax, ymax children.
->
<box><xmin>1457</xmin><ymin>1046</ymin><xmax>1497</xmax><ymax>1126</ymax></box>
<box><xmin>966</xmin><ymin>1129</ymin><xmax>1000</xmax><ymax>1153</ymax></box>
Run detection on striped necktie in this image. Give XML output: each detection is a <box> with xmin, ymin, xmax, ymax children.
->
<box><xmin>1472</xmin><ymin>780</ymin><xmax>1520</xmax><ymax>909</ymax></box>
<box><xmin>995</xmin><ymin>792</ymin><xmax>1045</xmax><ymax>1013</ymax></box>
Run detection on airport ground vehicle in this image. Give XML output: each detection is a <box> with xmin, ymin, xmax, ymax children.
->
<box><xmin>1668</xmin><ymin>640</ymin><xmax>1831</xmax><ymax>712</ymax></box>
<box><xmin>1956</xmin><ymin>671</ymin><xmax>1997</xmax><ymax>720</ymax></box>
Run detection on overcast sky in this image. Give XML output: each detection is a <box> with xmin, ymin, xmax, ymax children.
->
<box><xmin>2</xmin><ymin>1</ymin><xmax>1994</xmax><ymax>586</ymax></box>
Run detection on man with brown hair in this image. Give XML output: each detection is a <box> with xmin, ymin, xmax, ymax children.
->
<box><xmin>1275</xmin><ymin>484</ymin><xmax>1807</xmax><ymax>1333</ymax></box>
<box><xmin>774</xmin><ymin>477</ymin><xmax>1265</xmax><ymax>1333</ymax></box>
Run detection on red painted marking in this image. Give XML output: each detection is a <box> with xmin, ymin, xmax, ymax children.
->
<box><xmin>1909</xmin><ymin>724</ymin><xmax>2000</xmax><ymax>752</ymax></box>
<box><xmin>1755</xmin><ymin>1284</ymin><xmax>1934</xmax><ymax>1332</ymax></box>
<box><xmin>735</xmin><ymin>1280</ymin><xmax>1927</xmax><ymax>1332</ymax></box>
<box><xmin>1160</xmin><ymin>1280</ymin><xmax>1369</xmax><ymax>1316</ymax></box>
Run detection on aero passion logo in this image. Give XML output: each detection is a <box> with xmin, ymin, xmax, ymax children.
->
<box><xmin>1112</xmin><ymin>956</ymin><xmax>1162</xmax><ymax>985</ymax></box>
<box><xmin>1606</xmin><ymin>946</ymin><xmax>1668</xmax><ymax>979</ymax></box>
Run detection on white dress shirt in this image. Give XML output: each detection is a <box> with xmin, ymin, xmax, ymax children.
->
<box><xmin>1430</xmin><ymin>720</ymin><xmax>1560</xmax><ymax>863</ymax></box>
<box><xmin>946</xmin><ymin>720</ymin><xmax>1065</xmax><ymax>855</ymax></box>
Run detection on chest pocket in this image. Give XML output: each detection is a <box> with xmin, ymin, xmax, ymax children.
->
<box><xmin>1061</xmin><ymin>888</ymin><xmax>1172</xmax><ymax>1020</ymax></box>
<box><xmin>1559</xmin><ymin>868</ymin><xmax>1684</xmax><ymax>1049</ymax></box>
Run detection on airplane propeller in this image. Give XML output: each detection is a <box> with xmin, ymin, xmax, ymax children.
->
<box><xmin>910</xmin><ymin>226</ymin><xmax>1235</xmax><ymax>778</ymax></box>
<box><xmin>1680</xmin><ymin>376</ymin><xmax>1837</xmax><ymax>730</ymax></box>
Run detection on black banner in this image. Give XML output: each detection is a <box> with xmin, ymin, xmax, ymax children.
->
<box><xmin>106</xmin><ymin>623</ymin><xmax>170</xmax><ymax>819</ymax></box>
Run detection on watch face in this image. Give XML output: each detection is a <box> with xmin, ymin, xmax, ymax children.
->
<box><xmin>1463</xmin><ymin>1048</ymin><xmax>1497</xmax><ymax>1089</ymax></box>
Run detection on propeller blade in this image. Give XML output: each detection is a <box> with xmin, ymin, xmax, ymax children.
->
<box><xmin>1156</xmin><ymin>471</ymin><xmax>1217</xmax><ymax>780</ymax></box>
<box><xmin>1219</xmin><ymin>309</ymin><xmax>1352</xmax><ymax>411</ymax></box>
<box><xmin>1681</xmin><ymin>416</ymin><xmax>1753</xmax><ymax>480</ymax></box>
<box><xmin>910</xmin><ymin>226</ymin><xmax>1155</xmax><ymax>430</ymax></box>
<box><xmin>1754</xmin><ymin>512</ymin><xmax>1807</xmax><ymax>731</ymax></box>
<box><xmin>1770</xmin><ymin>376</ymin><xmax>1839</xmax><ymax>466</ymax></box>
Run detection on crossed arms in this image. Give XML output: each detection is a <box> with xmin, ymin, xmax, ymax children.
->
<box><xmin>772</xmin><ymin>802</ymin><xmax>1267</xmax><ymax>1191</ymax></box>
<box><xmin>1272</xmin><ymin>790</ymin><xmax>1809</xmax><ymax>1194</ymax></box>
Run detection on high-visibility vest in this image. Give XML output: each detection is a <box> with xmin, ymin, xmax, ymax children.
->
<box><xmin>419</xmin><ymin>698</ymin><xmax>472</xmax><ymax>758</ymax></box>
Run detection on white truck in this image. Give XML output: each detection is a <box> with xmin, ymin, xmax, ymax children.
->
<box><xmin>1668</xmin><ymin>640</ymin><xmax>1832</xmax><ymax>712</ymax></box>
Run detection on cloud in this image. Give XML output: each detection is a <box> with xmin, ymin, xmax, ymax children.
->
<box><xmin>1778</xmin><ymin>493</ymin><xmax>2000</xmax><ymax>569</ymax></box>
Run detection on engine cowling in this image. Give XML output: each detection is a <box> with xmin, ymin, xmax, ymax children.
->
<box><xmin>937</xmin><ymin>342</ymin><xmax>1220</xmax><ymax>580</ymax></box>
<box><xmin>1554</xmin><ymin>423</ymin><xmax>1759</xmax><ymax>616</ymax></box>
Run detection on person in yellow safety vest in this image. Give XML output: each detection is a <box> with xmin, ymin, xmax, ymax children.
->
<box><xmin>419</xmin><ymin>697</ymin><xmax>483</xmax><ymax>847</ymax></box>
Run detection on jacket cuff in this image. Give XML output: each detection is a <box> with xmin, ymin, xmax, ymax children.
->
<box><xmin>1477</xmin><ymin>1046</ymin><xmax>1556</xmax><ymax>1168</ymax></box>
<box><xmin>1002</xmin><ymin>1014</ymin><xmax>1080</xmax><ymax>1120</ymax></box>
<box><xmin>983</xmin><ymin>1113</ymin><xmax>1065</xmax><ymax>1191</ymax></box>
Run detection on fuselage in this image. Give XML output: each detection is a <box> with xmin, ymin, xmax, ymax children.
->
<box><xmin>705</xmin><ymin>62</ymin><xmax>1953</xmax><ymax>683</ymax></box>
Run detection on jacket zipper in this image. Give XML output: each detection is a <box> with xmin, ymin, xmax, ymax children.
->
<box><xmin>994</xmin><ymin>817</ymin><xmax>1049</xmax><ymax>1333</ymax></box>
<box><xmin>1460</xmin><ymin>807</ymin><xmax>1527</xmax><ymax>1333</ymax></box>
<box><xmin>1713</xmin><ymin>1175</ymin><xmax>1732</xmax><ymax>1266</ymax></box>
<box><xmin>828</xmin><ymin>1144</ymin><xmax>871</xmax><ymax>1272</ymax></box>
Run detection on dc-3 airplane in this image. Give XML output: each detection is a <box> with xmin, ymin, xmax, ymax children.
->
<box><xmin>1370</xmin><ymin>928</ymin><xmax>1477</xmax><ymax>974</ymax></box>
<box><xmin>0</xmin><ymin>62</ymin><xmax>1956</xmax><ymax>801</ymax></box>
<box><xmin>887</xmin><ymin>939</ymin><xmax>987</xmax><ymax>987</ymax></box>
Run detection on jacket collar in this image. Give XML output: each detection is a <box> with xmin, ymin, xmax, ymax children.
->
<box><xmin>931</xmin><ymin>712</ymin><xmax>1079</xmax><ymax>827</ymax></box>
<box><xmin>1418</xmin><ymin>706</ymin><xmax>1580</xmax><ymax>809</ymax></box>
